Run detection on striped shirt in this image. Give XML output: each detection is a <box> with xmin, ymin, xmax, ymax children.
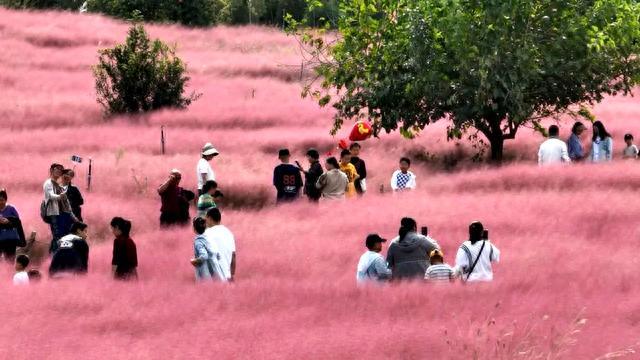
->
<box><xmin>425</xmin><ymin>264</ymin><xmax>454</xmax><ymax>282</ymax></box>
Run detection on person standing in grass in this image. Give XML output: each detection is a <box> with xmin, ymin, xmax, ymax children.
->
<box><xmin>567</xmin><ymin>121</ymin><xmax>587</xmax><ymax>161</ymax></box>
<box><xmin>0</xmin><ymin>189</ymin><xmax>25</xmax><ymax>262</ymax></box>
<box><xmin>61</xmin><ymin>169</ymin><xmax>84</xmax><ymax>222</ymax></box>
<box><xmin>538</xmin><ymin>125</ymin><xmax>571</xmax><ymax>166</ymax></box>
<box><xmin>356</xmin><ymin>234</ymin><xmax>391</xmax><ymax>284</ymax></box>
<box><xmin>273</xmin><ymin>149</ymin><xmax>303</xmax><ymax>203</ymax></box>
<box><xmin>297</xmin><ymin>148</ymin><xmax>324</xmax><ymax>202</ymax></box>
<box><xmin>316</xmin><ymin>157</ymin><xmax>349</xmax><ymax>200</ymax></box>
<box><xmin>591</xmin><ymin>121</ymin><xmax>614</xmax><ymax>162</ymax></box>
<box><xmin>390</xmin><ymin>158</ymin><xmax>417</xmax><ymax>191</ymax></box>
<box><xmin>197</xmin><ymin>180</ymin><xmax>218</xmax><ymax>217</ymax></box>
<box><xmin>424</xmin><ymin>249</ymin><xmax>455</xmax><ymax>283</ymax></box>
<box><xmin>339</xmin><ymin>149</ymin><xmax>359</xmax><ymax>198</ymax></box>
<box><xmin>44</xmin><ymin>163</ymin><xmax>77</xmax><ymax>253</ymax></box>
<box><xmin>190</xmin><ymin>217</ymin><xmax>224</xmax><ymax>282</ymax></box>
<box><xmin>204</xmin><ymin>208</ymin><xmax>235</xmax><ymax>282</ymax></box>
<box><xmin>454</xmin><ymin>221</ymin><xmax>500</xmax><ymax>282</ymax></box>
<box><xmin>158</xmin><ymin>169</ymin><xmax>193</xmax><ymax>227</ymax></box>
<box><xmin>349</xmin><ymin>143</ymin><xmax>367</xmax><ymax>195</ymax></box>
<box><xmin>197</xmin><ymin>143</ymin><xmax>219</xmax><ymax>196</ymax></box>
<box><xmin>110</xmin><ymin>217</ymin><xmax>138</xmax><ymax>280</ymax></box>
<box><xmin>386</xmin><ymin>217</ymin><xmax>439</xmax><ymax>281</ymax></box>
<box><xmin>623</xmin><ymin>133</ymin><xmax>638</xmax><ymax>159</ymax></box>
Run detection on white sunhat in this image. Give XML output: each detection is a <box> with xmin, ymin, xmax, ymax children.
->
<box><xmin>202</xmin><ymin>143</ymin><xmax>219</xmax><ymax>156</ymax></box>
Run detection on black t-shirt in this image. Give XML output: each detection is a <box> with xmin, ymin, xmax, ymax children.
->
<box><xmin>304</xmin><ymin>161</ymin><xmax>324</xmax><ymax>200</ymax></box>
<box><xmin>273</xmin><ymin>164</ymin><xmax>303</xmax><ymax>201</ymax></box>
<box><xmin>66</xmin><ymin>185</ymin><xmax>84</xmax><ymax>221</ymax></box>
<box><xmin>350</xmin><ymin>157</ymin><xmax>367</xmax><ymax>193</ymax></box>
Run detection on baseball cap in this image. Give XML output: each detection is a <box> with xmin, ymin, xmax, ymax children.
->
<box><xmin>366</xmin><ymin>234</ymin><xmax>387</xmax><ymax>249</ymax></box>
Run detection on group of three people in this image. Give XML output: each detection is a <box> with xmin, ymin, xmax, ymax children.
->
<box><xmin>357</xmin><ymin>218</ymin><xmax>500</xmax><ymax>284</ymax></box>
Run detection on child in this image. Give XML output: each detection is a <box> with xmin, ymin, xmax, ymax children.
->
<box><xmin>425</xmin><ymin>249</ymin><xmax>455</xmax><ymax>283</ymax></box>
<box><xmin>197</xmin><ymin>180</ymin><xmax>218</xmax><ymax>217</ymax></box>
<box><xmin>356</xmin><ymin>234</ymin><xmax>391</xmax><ymax>283</ymax></box>
<box><xmin>13</xmin><ymin>254</ymin><xmax>29</xmax><ymax>285</ymax></box>
<box><xmin>390</xmin><ymin>157</ymin><xmax>417</xmax><ymax>191</ymax></box>
<box><xmin>213</xmin><ymin>191</ymin><xmax>224</xmax><ymax>207</ymax></box>
<box><xmin>110</xmin><ymin>217</ymin><xmax>138</xmax><ymax>280</ymax></box>
<box><xmin>28</xmin><ymin>269</ymin><xmax>42</xmax><ymax>282</ymax></box>
<box><xmin>190</xmin><ymin>217</ymin><xmax>223</xmax><ymax>281</ymax></box>
<box><xmin>623</xmin><ymin>133</ymin><xmax>639</xmax><ymax>159</ymax></box>
<box><xmin>339</xmin><ymin>149</ymin><xmax>359</xmax><ymax>198</ymax></box>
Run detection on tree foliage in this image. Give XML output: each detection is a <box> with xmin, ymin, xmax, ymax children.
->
<box><xmin>0</xmin><ymin>0</ymin><xmax>81</xmax><ymax>9</ymax></box>
<box><xmin>93</xmin><ymin>24</ymin><xmax>200</xmax><ymax>116</ymax></box>
<box><xmin>295</xmin><ymin>0</ymin><xmax>640</xmax><ymax>161</ymax></box>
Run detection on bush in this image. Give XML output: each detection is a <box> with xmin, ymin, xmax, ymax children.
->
<box><xmin>86</xmin><ymin>0</ymin><xmax>224</xmax><ymax>26</ymax></box>
<box><xmin>0</xmin><ymin>0</ymin><xmax>82</xmax><ymax>9</ymax></box>
<box><xmin>93</xmin><ymin>24</ymin><xmax>200</xmax><ymax>116</ymax></box>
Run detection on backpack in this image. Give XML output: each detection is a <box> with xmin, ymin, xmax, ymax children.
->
<box><xmin>40</xmin><ymin>200</ymin><xmax>51</xmax><ymax>224</ymax></box>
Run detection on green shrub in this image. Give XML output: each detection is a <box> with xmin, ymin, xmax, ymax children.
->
<box><xmin>93</xmin><ymin>24</ymin><xmax>200</xmax><ymax>116</ymax></box>
<box><xmin>0</xmin><ymin>0</ymin><xmax>82</xmax><ymax>9</ymax></box>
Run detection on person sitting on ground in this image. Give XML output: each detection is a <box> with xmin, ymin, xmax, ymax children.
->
<box><xmin>591</xmin><ymin>121</ymin><xmax>613</xmax><ymax>162</ymax></box>
<box><xmin>204</xmin><ymin>208</ymin><xmax>235</xmax><ymax>282</ymax></box>
<box><xmin>197</xmin><ymin>180</ymin><xmax>218</xmax><ymax>217</ymax></box>
<box><xmin>623</xmin><ymin>133</ymin><xmax>638</xmax><ymax>159</ymax></box>
<box><xmin>49</xmin><ymin>222</ymin><xmax>90</xmax><ymax>278</ymax></box>
<box><xmin>190</xmin><ymin>217</ymin><xmax>224</xmax><ymax>282</ymax></box>
<box><xmin>350</xmin><ymin>143</ymin><xmax>367</xmax><ymax>195</ymax></box>
<box><xmin>316</xmin><ymin>157</ymin><xmax>349</xmax><ymax>200</ymax></box>
<box><xmin>454</xmin><ymin>221</ymin><xmax>500</xmax><ymax>282</ymax></box>
<box><xmin>197</xmin><ymin>143</ymin><xmax>219</xmax><ymax>196</ymax></box>
<box><xmin>568</xmin><ymin>121</ymin><xmax>587</xmax><ymax>161</ymax></box>
<box><xmin>386</xmin><ymin>217</ymin><xmax>439</xmax><ymax>281</ymax></box>
<box><xmin>13</xmin><ymin>254</ymin><xmax>30</xmax><ymax>285</ymax></box>
<box><xmin>273</xmin><ymin>149</ymin><xmax>303</xmax><ymax>203</ymax></box>
<box><xmin>0</xmin><ymin>188</ymin><xmax>26</xmax><ymax>262</ymax></box>
<box><xmin>339</xmin><ymin>149</ymin><xmax>359</xmax><ymax>198</ymax></box>
<box><xmin>110</xmin><ymin>217</ymin><xmax>138</xmax><ymax>280</ymax></box>
<box><xmin>61</xmin><ymin>169</ymin><xmax>84</xmax><ymax>222</ymax></box>
<box><xmin>296</xmin><ymin>148</ymin><xmax>324</xmax><ymax>202</ymax></box>
<box><xmin>424</xmin><ymin>249</ymin><xmax>455</xmax><ymax>283</ymax></box>
<box><xmin>158</xmin><ymin>169</ymin><xmax>193</xmax><ymax>227</ymax></box>
<box><xmin>538</xmin><ymin>125</ymin><xmax>571</xmax><ymax>166</ymax></box>
<box><xmin>390</xmin><ymin>157</ymin><xmax>417</xmax><ymax>191</ymax></box>
<box><xmin>356</xmin><ymin>234</ymin><xmax>392</xmax><ymax>284</ymax></box>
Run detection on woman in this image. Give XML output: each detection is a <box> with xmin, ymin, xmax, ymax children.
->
<box><xmin>110</xmin><ymin>217</ymin><xmax>138</xmax><ymax>280</ymax></box>
<box><xmin>315</xmin><ymin>157</ymin><xmax>349</xmax><ymax>200</ymax></box>
<box><xmin>590</xmin><ymin>121</ymin><xmax>613</xmax><ymax>162</ymax></box>
<box><xmin>0</xmin><ymin>189</ymin><xmax>26</xmax><ymax>261</ymax></box>
<box><xmin>44</xmin><ymin>163</ymin><xmax>77</xmax><ymax>253</ymax></box>
<box><xmin>386</xmin><ymin>217</ymin><xmax>439</xmax><ymax>280</ymax></box>
<box><xmin>197</xmin><ymin>180</ymin><xmax>218</xmax><ymax>217</ymax></box>
<box><xmin>339</xmin><ymin>150</ymin><xmax>359</xmax><ymax>198</ymax></box>
<box><xmin>454</xmin><ymin>221</ymin><xmax>500</xmax><ymax>282</ymax></box>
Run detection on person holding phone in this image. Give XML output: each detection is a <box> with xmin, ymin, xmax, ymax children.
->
<box><xmin>0</xmin><ymin>189</ymin><xmax>26</xmax><ymax>262</ymax></box>
<box><xmin>158</xmin><ymin>169</ymin><xmax>193</xmax><ymax>227</ymax></box>
<box><xmin>273</xmin><ymin>149</ymin><xmax>303</xmax><ymax>203</ymax></box>
<box><xmin>296</xmin><ymin>148</ymin><xmax>323</xmax><ymax>202</ymax></box>
<box><xmin>43</xmin><ymin>163</ymin><xmax>77</xmax><ymax>253</ymax></box>
<box><xmin>454</xmin><ymin>221</ymin><xmax>500</xmax><ymax>282</ymax></box>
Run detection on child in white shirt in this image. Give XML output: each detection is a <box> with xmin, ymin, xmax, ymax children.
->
<box><xmin>623</xmin><ymin>133</ymin><xmax>639</xmax><ymax>159</ymax></box>
<box><xmin>13</xmin><ymin>254</ymin><xmax>30</xmax><ymax>285</ymax></box>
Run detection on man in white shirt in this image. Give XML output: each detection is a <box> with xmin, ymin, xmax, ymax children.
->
<box><xmin>390</xmin><ymin>157</ymin><xmax>417</xmax><ymax>191</ymax></box>
<box><xmin>538</xmin><ymin>125</ymin><xmax>571</xmax><ymax>166</ymax></box>
<box><xmin>197</xmin><ymin>143</ymin><xmax>219</xmax><ymax>195</ymax></box>
<box><xmin>204</xmin><ymin>208</ymin><xmax>235</xmax><ymax>282</ymax></box>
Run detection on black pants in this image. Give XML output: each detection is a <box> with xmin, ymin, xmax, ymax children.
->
<box><xmin>0</xmin><ymin>239</ymin><xmax>17</xmax><ymax>261</ymax></box>
<box><xmin>160</xmin><ymin>212</ymin><xmax>189</xmax><ymax>227</ymax></box>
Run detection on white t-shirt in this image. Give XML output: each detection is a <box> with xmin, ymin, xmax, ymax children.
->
<box><xmin>538</xmin><ymin>138</ymin><xmax>570</xmax><ymax>165</ymax></box>
<box><xmin>204</xmin><ymin>225</ymin><xmax>236</xmax><ymax>280</ymax></box>
<box><xmin>197</xmin><ymin>158</ymin><xmax>215</xmax><ymax>190</ymax></box>
<box><xmin>455</xmin><ymin>240</ymin><xmax>500</xmax><ymax>282</ymax></box>
<box><xmin>13</xmin><ymin>271</ymin><xmax>29</xmax><ymax>285</ymax></box>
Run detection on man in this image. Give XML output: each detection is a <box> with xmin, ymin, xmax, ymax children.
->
<box><xmin>297</xmin><ymin>148</ymin><xmax>323</xmax><ymax>202</ymax></box>
<box><xmin>356</xmin><ymin>234</ymin><xmax>391</xmax><ymax>284</ymax></box>
<box><xmin>390</xmin><ymin>157</ymin><xmax>416</xmax><ymax>191</ymax></box>
<box><xmin>386</xmin><ymin>217</ymin><xmax>439</xmax><ymax>280</ymax></box>
<box><xmin>567</xmin><ymin>122</ymin><xmax>586</xmax><ymax>161</ymax></box>
<box><xmin>49</xmin><ymin>222</ymin><xmax>90</xmax><ymax>278</ymax></box>
<box><xmin>43</xmin><ymin>163</ymin><xmax>76</xmax><ymax>253</ymax></box>
<box><xmin>197</xmin><ymin>143</ymin><xmax>219</xmax><ymax>195</ymax></box>
<box><xmin>349</xmin><ymin>143</ymin><xmax>367</xmax><ymax>195</ymax></box>
<box><xmin>158</xmin><ymin>169</ymin><xmax>194</xmax><ymax>226</ymax></box>
<box><xmin>61</xmin><ymin>169</ymin><xmax>84</xmax><ymax>222</ymax></box>
<box><xmin>273</xmin><ymin>149</ymin><xmax>303</xmax><ymax>203</ymax></box>
<box><xmin>538</xmin><ymin>125</ymin><xmax>571</xmax><ymax>165</ymax></box>
<box><xmin>204</xmin><ymin>208</ymin><xmax>235</xmax><ymax>282</ymax></box>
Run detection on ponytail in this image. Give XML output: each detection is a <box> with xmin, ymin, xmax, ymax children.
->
<box><xmin>398</xmin><ymin>226</ymin><xmax>411</xmax><ymax>242</ymax></box>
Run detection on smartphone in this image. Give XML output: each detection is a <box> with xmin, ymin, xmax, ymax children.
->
<box><xmin>421</xmin><ymin>226</ymin><xmax>428</xmax><ymax>236</ymax></box>
<box><xmin>295</xmin><ymin>160</ymin><xmax>302</xmax><ymax>168</ymax></box>
<box><xmin>71</xmin><ymin>155</ymin><xmax>83</xmax><ymax>163</ymax></box>
<box><xmin>482</xmin><ymin>229</ymin><xmax>489</xmax><ymax>240</ymax></box>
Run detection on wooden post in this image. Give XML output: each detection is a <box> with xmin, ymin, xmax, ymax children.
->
<box><xmin>87</xmin><ymin>158</ymin><xmax>93</xmax><ymax>192</ymax></box>
<box><xmin>161</xmin><ymin>125</ymin><xmax>166</xmax><ymax>155</ymax></box>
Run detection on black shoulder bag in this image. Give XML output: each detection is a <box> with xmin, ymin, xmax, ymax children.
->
<box><xmin>466</xmin><ymin>241</ymin><xmax>486</xmax><ymax>281</ymax></box>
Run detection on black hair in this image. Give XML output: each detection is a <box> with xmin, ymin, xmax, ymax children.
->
<box><xmin>340</xmin><ymin>149</ymin><xmax>351</xmax><ymax>158</ymax></box>
<box><xmin>0</xmin><ymin>188</ymin><xmax>7</xmax><ymax>200</ymax></box>
<box><xmin>548</xmin><ymin>125</ymin><xmax>559</xmax><ymax>137</ymax></box>
<box><xmin>110</xmin><ymin>217</ymin><xmax>132</xmax><ymax>237</ymax></box>
<box><xmin>62</xmin><ymin>169</ymin><xmax>75</xmax><ymax>176</ymax></box>
<box><xmin>469</xmin><ymin>221</ymin><xmax>484</xmax><ymax>244</ymax></box>
<box><xmin>16</xmin><ymin>254</ymin><xmax>29</xmax><ymax>268</ymax></box>
<box><xmin>50</xmin><ymin>163</ymin><xmax>63</xmax><ymax>173</ymax></box>
<box><xmin>28</xmin><ymin>269</ymin><xmax>42</xmax><ymax>280</ymax></box>
<box><xmin>349</xmin><ymin>142</ymin><xmax>361</xmax><ymax>150</ymax></box>
<box><xmin>202</xmin><ymin>180</ymin><xmax>218</xmax><ymax>194</ymax></box>
<box><xmin>592</xmin><ymin>121</ymin><xmax>611</xmax><ymax>141</ymax></box>
<box><xmin>213</xmin><ymin>190</ymin><xmax>224</xmax><ymax>198</ymax></box>
<box><xmin>193</xmin><ymin>217</ymin><xmax>207</xmax><ymax>235</ymax></box>
<box><xmin>326</xmin><ymin>157</ymin><xmax>339</xmax><ymax>169</ymax></box>
<box><xmin>70</xmin><ymin>222</ymin><xmax>88</xmax><ymax>235</ymax></box>
<box><xmin>398</xmin><ymin>217</ymin><xmax>417</xmax><ymax>242</ymax></box>
<box><xmin>206</xmin><ymin>207</ymin><xmax>222</xmax><ymax>223</ymax></box>
<box><xmin>400</xmin><ymin>157</ymin><xmax>411</xmax><ymax>166</ymax></box>
<box><xmin>306</xmin><ymin>149</ymin><xmax>320</xmax><ymax>160</ymax></box>
<box><xmin>571</xmin><ymin>121</ymin><xmax>584</xmax><ymax>134</ymax></box>
<box><xmin>278</xmin><ymin>149</ymin><xmax>290</xmax><ymax>158</ymax></box>
<box><xmin>625</xmin><ymin>133</ymin><xmax>634</xmax><ymax>141</ymax></box>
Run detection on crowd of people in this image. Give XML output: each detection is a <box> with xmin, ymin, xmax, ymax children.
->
<box><xmin>538</xmin><ymin>121</ymin><xmax>638</xmax><ymax>165</ymax></box>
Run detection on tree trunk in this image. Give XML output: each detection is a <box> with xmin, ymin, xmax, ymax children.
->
<box><xmin>488</xmin><ymin>134</ymin><xmax>504</xmax><ymax>163</ymax></box>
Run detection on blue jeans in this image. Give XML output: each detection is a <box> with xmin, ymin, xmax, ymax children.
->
<box><xmin>48</xmin><ymin>212</ymin><xmax>74</xmax><ymax>253</ymax></box>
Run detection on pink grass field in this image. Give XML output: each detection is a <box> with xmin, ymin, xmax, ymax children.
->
<box><xmin>2</xmin><ymin>7</ymin><xmax>640</xmax><ymax>359</ymax></box>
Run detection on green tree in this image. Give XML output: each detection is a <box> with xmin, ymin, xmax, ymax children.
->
<box><xmin>296</xmin><ymin>0</ymin><xmax>640</xmax><ymax>162</ymax></box>
<box><xmin>93</xmin><ymin>24</ymin><xmax>200</xmax><ymax>116</ymax></box>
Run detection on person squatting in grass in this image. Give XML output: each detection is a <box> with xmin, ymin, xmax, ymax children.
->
<box><xmin>49</xmin><ymin>222</ymin><xmax>90</xmax><ymax>278</ymax></box>
<box><xmin>204</xmin><ymin>208</ymin><xmax>235</xmax><ymax>282</ymax></box>
<box><xmin>273</xmin><ymin>148</ymin><xmax>303</xmax><ymax>203</ymax></box>
<box><xmin>386</xmin><ymin>217</ymin><xmax>439</xmax><ymax>281</ymax></box>
<box><xmin>190</xmin><ymin>217</ymin><xmax>225</xmax><ymax>282</ymax></box>
<box><xmin>424</xmin><ymin>249</ymin><xmax>455</xmax><ymax>283</ymax></box>
<box><xmin>356</xmin><ymin>234</ymin><xmax>392</xmax><ymax>283</ymax></box>
<box><xmin>110</xmin><ymin>217</ymin><xmax>138</xmax><ymax>280</ymax></box>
